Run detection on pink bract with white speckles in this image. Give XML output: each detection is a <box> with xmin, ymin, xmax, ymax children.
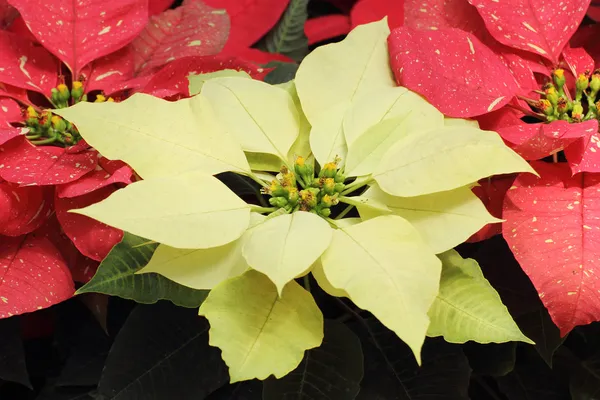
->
<box><xmin>504</xmin><ymin>161</ymin><xmax>600</xmax><ymax>335</ymax></box>
<box><xmin>388</xmin><ymin>27</ymin><xmax>518</xmax><ymax>117</ymax></box>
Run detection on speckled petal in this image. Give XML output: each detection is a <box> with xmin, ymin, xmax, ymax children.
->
<box><xmin>503</xmin><ymin>161</ymin><xmax>600</xmax><ymax>335</ymax></box>
<box><xmin>8</xmin><ymin>0</ymin><xmax>148</xmax><ymax>76</ymax></box>
<box><xmin>388</xmin><ymin>27</ymin><xmax>518</xmax><ymax>117</ymax></box>
<box><xmin>0</xmin><ymin>235</ymin><xmax>74</xmax><ymax>318</ymax></box>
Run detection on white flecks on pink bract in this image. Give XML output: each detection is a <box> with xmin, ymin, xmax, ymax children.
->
<box><xmin>564</xmin><ymin>121</ymin><xmax>600</xmax><ymax>173</ymax></box>
<box><xmin>467</xmin><ymin>0</ymin><xmax>591</xmax><ymax>63</ymax></box>
<box><xmin>562</xmin><ymin>45</ymin><xmax>595</xmax><ymax>76</ymax></box>
<box><xmin>57</xmin><ymin>158</ymin><xmax>133</xmax><ymax>198</ymax></box>
<box><xmin>388</xmin><ymin>27</ymin><xmax>518</xmax><ymax>117</ymax></box>
<box><xmin>140</xmin><ymin>55</ymin><xmax>268</xmax><ymax>98</ymax></box>
<box><xmin>0</xmin><ymin>183</ymin><xmax>53</xmax><ymax>236</ymax></box>
<box><xmin>7</xmin><ymin>0</ymin><xmax>148</xmax><ymax>76</ymax></box>
<box><xmin>0</xmin><ymin>138</ymin><xmax>98</xmax><ymax>185</ymax></box>
<box><xmin>131</xmin><ymin>0</ymin><xmax>230</xmax><ymax>77</ymax></box>
<box><xmin>83</xmin><ymin>46</ymin><xmax>136</xmax><ymax>93</ymax></box>
<box><xmin>55</xmin><ymin>185</ymin><xmax>124</xmax><ymax>262</ymax></box>
<box><xmin>0</xmin><ymin>31</ymin><xmax>59</xmax><ymax>95</ymax></box>
<box><xmin>0</xmin><ymin>235</ymin><xmax>74</xmax><ymax>318</ymax></box>
<box><xmin>504</xmin><ymin>161</ymin><xmax>600</xmax><ymax>335</ymax></box>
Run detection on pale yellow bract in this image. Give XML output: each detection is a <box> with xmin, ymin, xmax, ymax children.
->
<box><xmin>56</xmin><ymin>19</ymin><xmax>535</xmax><ymax>382</ymax></box>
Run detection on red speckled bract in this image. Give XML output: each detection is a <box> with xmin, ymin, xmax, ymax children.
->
<box><xmin>564</xmin><ymin>120</ymin><xmax>600</xmax><ymax>173</ymax></box>
<box><xmin>203</xmin><ymin>0</ymin><xmax>289</xmax><ymax>50</ymax></box>
<box><xmin>55</xmin><ymin>186</ymin><xmax>123</xmax><ymax>262</ymax></box>
<box><xmin>0</xmin><ymin>235</ymin><xmax>74</xmax><ymax>318</ymax></box>
<box><xmin>468</xmin><ymin>176</ymin><xmax>515</xmax><ymax>242</ymax></box>
<box><xmin>0</xmin><ymin>183</ymin><xmax>53</xmax><ymax>236</ymax></box>
<box><xmin>57</xmin><ymin>157</ymin><xmax>133</xmax><ymax>198</ymax></box>
<box><xmin>497</xmin><ymin>120</ymin><xmax>592</xmax><ymax>160</ymax></box>
<box><xmin>0</xmin><ymin>31</ymin><xmax>58</xmax><ymax>95</ymax></box>
<box><xmin>8</xmin><ymin>0</ymin><xmax>148</xmax><ymax>76</ymax></box>
<box><xmin>388</xmin><ymin>27</ymin><xmax>518</xmax><ymax>117</ymax></box>
<box><xmin>131</xmin><ymin>0</ymin><xmax>230</xmax><ymax>76</ymax></box>
<box><xmin>504</xmin><ymin>162</ymin><xmax>600</xmax><ymax>335</ymax></box>
<box><xmin>84</xmin><ymin>47</ymin><xmax>136</xmax><ymax>93</ymax></box>
<box><xmin>562</xmin><ymin>46</ymin><xmax>595</xmax><ymax>76</ymax></box>
<box><xmin>467</xmin><ymin>0</ymin><xmax>590</xmax><ymax>63</ymax></box>
<box><xmin>0</xmin><ymin>138</ymin><xmax>98</xmax><ymax>185</ymax></box>
<box><xmin>404</xmin><ymin>0</ymin><xmax>488</xmax><ymax>36</ymax></box>
<box><xmin>141</xmin><ymin>55</ymin><xmax>270</xmax><ymax>98</ymax></box>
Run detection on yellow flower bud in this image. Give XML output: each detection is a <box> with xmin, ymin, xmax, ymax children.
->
<box><xmin>95</xmin><ymin>94</ymin><xmax>106</xmax><ymax>103</ymax></box>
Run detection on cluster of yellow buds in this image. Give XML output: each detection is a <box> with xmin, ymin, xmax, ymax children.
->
<box><xmin>262</xmin><ymin>157</ymin><xmax>347</xmax><ymax>217</ymax></box>
<box><xmin>23</xmin><ymin>106</ymin><xmax>78</xmax><ymax>146</ymax></box>
<box><xmin>536</xmin><ymin>69</ymin><xmax>600</xmax><ymax>123</ymax></box>
<box><xmin>23</xmin><ymin>81</ymin><xmax>115</xmax><ymax>146</ymax></box>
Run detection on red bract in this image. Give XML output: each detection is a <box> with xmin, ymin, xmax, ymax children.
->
<box><xmin>203</xmin><ymin>0</ymin><xmax>289</xmax><ymax>51</ymax></box>
<box><xmin>350</xmin><ymin>0</ymin><xmax>403</xmax><ymax>29</ymax></box>
<box><xmin>388</xmin><ymin>27</ymin><xmax>518</xmax><ymax>117</ymax></box>
<box><xmin>504</xmin><ymin>161</ymin><xmax>600</xmax><ymax>334</ymax></box>
<box><xmin>7</xmin><ymin>0</ymin><xmax>148</xmax><ymax>77</ymax></box>
<box><xmin>468</xmin><ymin>0</ymin><xmax>589</xmax><ymax>63</ymax></box>
<box><xmin>0</xmin><ymin>182</ymin><xmax>52</xmax><ymax>236</ymax></box>
<box><xmin>305</xmin><ymin>15</ymin><xmax>351</xmax><ymax>45</ymax></box>
<box><xmin>0</xmin><ymin>235</ymin><xmax>74</xmax><ymax>318</ymax></box>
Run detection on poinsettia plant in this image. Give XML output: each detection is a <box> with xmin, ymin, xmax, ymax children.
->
<box><xmin>54</xmin><ymin>19</ymin><xmax>534</xmax><ymax>381</ymax></box>
<box><xmin>0</xmin><ymin>0</ymin><xmax>291</xmax><ymax>319</ymax></box>
<box><xmin>356</xmin><ymin>0</ymin><xmax>600</xmax><ymax>337</ymax></box>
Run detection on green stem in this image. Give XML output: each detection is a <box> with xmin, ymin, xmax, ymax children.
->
<box><xmin>303</xmin><ymin>275</ymin><xmax>311</xmax><ymax>292</ymax></box>
<box><xmin>250</xmin><ymin>205</ymin><xmax>278</xmax><ymax>214</ymax></box>
<box><xmin>30</xmin><ymin>136</ymin><xmax>57</xmax><ymax>145</ymax></box>
<box><xmin>341</xmin><ymin>176</ymin><xmax>372</xmax><ymax>196</ymax></box>
<box><xmin>335</xmin><ymin>204</ymin><xmax>355</xmax><ymax>220</ymax></box>
<box><xmin>247</xmin><ymin>172</ymin><xmax>270</xmax><ymax>189</ymax></box>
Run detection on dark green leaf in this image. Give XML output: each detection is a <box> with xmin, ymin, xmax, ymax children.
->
<box><xmin>98</xmin><ymin>302</ymin><xmax>228</xmax><ymax>400</ymax></box>
<box><xmin>35</xmin><ymin>386</ymin><xmax>94</xmax><ymax>400</ymax></box>
<box><xmin>516</xmin><ymin>307</ymin><xmax>564</xmax><ymax>367</ymax></box>
<box><xmin>77</xmin><ymin>233</ymin><xmax>208</xmax><ymax>308</ymax></box>
<box><xmin>354</xmin><ymin>318</ymin><xmax>471</xmax><ymax>400</ymax></box>
<box><xmin>497</xmin><ymin>346</ymin><xmax>569</xmax><ymax>400</ymax></box>
<box><xmin>258</xmin><ymin>0</ymin><xmax>309</xmax><ymax>61</ymax></box>
<box><xmin>263</xmin><ymin>320</ymin><xmax>363</xmax><ymax>400</ymax></box>
<box><xmin>463</xmin><ymin>342</ymin><xmax>516</xmax><ymax>377</ymax></box>
<box><xmin>0</xmin><ymin>317</ymin><xmax>31</xmax><ymax>388</ymax></box>
<box><xmin>205</xmin><ymin>381</ymin><xmax>263</xmax><ymax>400</ymax></box>
<box><xmin>264</xmin><ymin>62</ymin><xmax>299</xmax><ymax>85</ymax></box>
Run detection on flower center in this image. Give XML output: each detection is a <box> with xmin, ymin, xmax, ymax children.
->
<box><xmin>20</xmin><ymin>81</ymin><xmax>114</xmax><ymax>147</ymax></box>
<box><xmin>262</xmin><ymin>157</ymin><xmax>346</xmax><ymax>218</ymax></box>
<box><xmin>534</xmin><ymin>68</ymin><xmax>600</xmax><ymax>123</ymax></box>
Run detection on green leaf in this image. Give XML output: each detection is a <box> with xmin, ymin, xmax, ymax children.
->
<box><xmin>201</xmin><ymin>77</ymin><xmax>300</xmax><ymax>162</ymax></box>
<box><xmin>428</xmin><ymin>250</ymin><xmax>533</xmax><ymax>344</ymax></box>
<box><xmin>245</xmin><ymin>153</ymin><xmax>282</xmax><ymax>172</ymax></box>
<box><xmin>295</xmin><ymin>19</ymin><xmax>395</xmax><ymax>166</ymax></box>
<box><xmin>280</xmin><ymin>81</ymin><xmax>312</xmax><ymax>165</ymax></box>
<box><xmin>71</xmin><ymin>171</ymin><xmax>251</xmax><ymax>249</ymax></box>
<box><xmin>137</xmin><ymin>214</ymin><xmax>266</xmax><ymax>290</ymax></box>
<box><xmin>258</xmin><ymin>0</ymin><xmax>309</xmax><ymax>62</ymax></box>
<box><xmin>188</xmin><ymin>70</ymin><xmax>251</xmax><ymax>95</ymax></box>
<box><xmin>373</xmin><ymin>126</ymin><xmax>537</xmax><ymax>197</ymax></box>
<box><xmin>463</xmin><ymin>342</ymin><xmax>517</xmax><ymax>377</ymax></box>
<box><xmin>199</xmin><ymin>270</ymin><xmax>324</xmax><ymax>382</ymax></box>
<box><xmin>77</xmin><ymin>233</ymin><xmax>208</xmax><ymax>308</ymax></box>
<box><xmin>242</xmin><ymin>212</ymin><xmax>332</xmax><ymax>294</ymax></box>
<box><xmin>358</xmin><ymin>185</ymin><xmax>500</xmax><ymax>254</ymax></box>
<box><xmin>263</xmin><ymin>320</ymin><xmax>363</xmax><ymax>400</ymax></box>
<box><xmin>264</xmin><ymin>62</ymin><xmax>300</xmax><ymax>85</ymax></box>
<box><xmin>320</xmin><ymin>215</ymin><xmax>441</xmax><ymax>363</ymax></box>
<box><xmin>343</xmin><ymin>86</ymin><xmax>444</xmax><ymax>147</ymax></box>
<box><xmin>54</xmin><ymin>93</ymin><xmax>249</xmax><ymax>179</ymax></box>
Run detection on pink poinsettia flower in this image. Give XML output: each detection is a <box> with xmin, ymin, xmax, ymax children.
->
<box><xmin>377</xmin><ymin>0</ymin><xmax>600</xmax><ymax>335</ymax></box>
<box><xmin>0</xmin><ymin>0</ymin><xmax>271</xmax><ymax>319</ymax></box>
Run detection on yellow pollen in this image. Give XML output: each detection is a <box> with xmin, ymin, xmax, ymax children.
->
<box><xmin>72</xmin><ymin>81</ymin><xmax>83</xmax><ymax>90</ymax></box>
<box><xmin>95</xmin><ymin>94</ymin><xmax>106</xmax><ymax>102</ymax></box>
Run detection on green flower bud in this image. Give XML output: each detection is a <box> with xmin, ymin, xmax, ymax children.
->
<box><xmin>334</xmin><ymin>183</ymin><xmax>345</xmax><ymax>193</ymax></box>
<box><xmin>319</xmin><ymin>162</ymin><xmax>337</xmax><ymax>178</ymax></box>
<box><xmin>71</xmin><ymin>81</ymin><xmax>84</xmax><ymax>102</ymax></box>
<box><xmin>553</xmin><ymin>69</ymin><xmax>565</xmax><ymax>89</ymax></box>
<box><xmin>319</xmin><ymin>208</ymin><xmax>331</xmax><ymax>218</ymax></box>
<box><xmin>334</xmin><ymin>173</ymin><xmax>345</xmax><ymax>183</ymax></box>
<box><xmin>321</xmin><ymin>194</ymin><xmax>334</xmax><ymax>208</ymax></box>
<box><xmin>288</xmin><ymin>187</ymin><xmax>299</xmax><ymax>206</ymax></box>
<box><xmin>544</xmin><ymin>86</ymin><xmax>559</xmax><ymax>107</ymax></box>
<box><xmin>51</xmin><ymin>115</ymin><xmax>67</xmax><ymax>132</ymax></box>
<box><xmin>537</xmin><ymin>99</ymin><xmax>554</xmax><ymax>116</ymax></box>
<box><xmin>269</xmin><ymin>196</ymin><xmax>288</xmax><ymax>208</ymax></box>
<box><xmin>556</xmin><ymin>97</ymin><xmax>569</xmax><ymax>115</ymax></box>
<box><xmin>323</xmin><ymin>178</ymin><xmax>336</xmax><ymax>195</ymax></box>
<box><xmin>572</xmin><ymin>102</ymin><xmax>584</xmax><ymax>122</ymax></box>
<box><xmin>591</xmin><ymin>73</ymin><xmax>600</xmax><ymax>96</ymax></box>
